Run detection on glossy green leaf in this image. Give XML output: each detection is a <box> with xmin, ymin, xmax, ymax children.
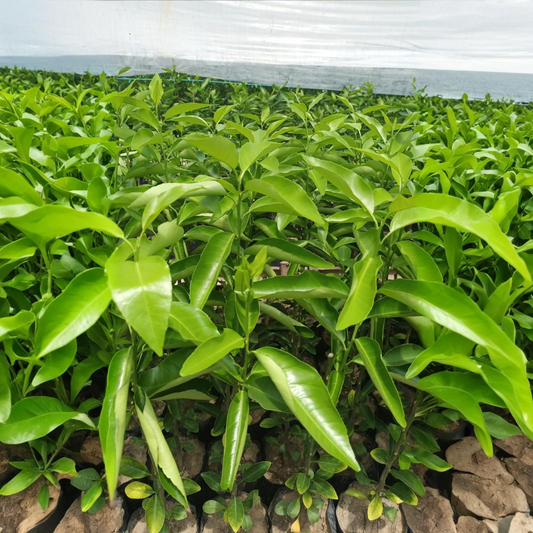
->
<box><xmin>389</xmin><ymin>194</ymin><xmax>531</xmax><ymax>285</ymax></box>
<box><xmin>303</xmin><ymin>155</ymin><xmax>374</xmax><ymax>215</ymax></box>
<box><xmin>0</xmin><ymin>310</ymin><xmax>34</xmax><ymax>341</ymax></box>
<box><xmin>246</xmin><ymin>238</ymin><xmax>332</xmax><ymax>268</ymax></box>
<box><xmin>246</xmin><ymin>175</ymin><xmax>326</xmax><ymax>228</ymax></box>
<box><xmin>32</xmin><ymin>339</ymin><xmax>77</xmax><ymax>386</ymax></box>
<box><xmin>355</xmin><ymin>338</ymin><xmax>406</xmax><ymax>427</ymax></box>
<box><xmin>338</xmin><ymin>256</ymin><xmax>382</xmax><ymax>330</ymax></box>
<box><xmin>184</xmin><ymin>135</ymin><xmax>239</xmax><ymax>169</ymax></box>
<box><xmin>107</xmin><ymin>256</ymin><xmax>171</xmax><ymax>355</ymax></box>
<box><xmin>226</xmin><ymin>497</ymin><xmax>245</xmax><ymax>533</ymax></box>
<box><xmin>0</xmin><ymin>468</ymin><xmax>41</xmax><ymax>496</ymax></box>
<box><xmin>34</xmin><ymin>268</ymin><xmax>111</xmax><ymax>358</ymax></box>
<box><xmin>397</xmin><ymin>241</ymin><xmax>442</xmax><ymax>283</ymax></box>
<box><xmin>135</xmin><ymin>389</ymin><xmax>186</xmax><ymax>502</ymax></box>
<box><xmin>0</xmin><ymin>397</ymin><xmax>92</xmax><ymax>444</ymax></box>
<box><xmin>417</xmin><ymin>371</ymin><xmax>493</xmax><ymax>455</ymax></box>
<box><xmin>168</xmin><ymin>301</ymin><xmax>219</xmax><ymax>345</ymax></box>
<box><xmin>11</xmin><ymin>205</ymin><xmax>123</xmax><ymax>246</ymax></box>
<box><xmin>0</xmin><ymin>353</ymin><xmax>11</xmax><ymax>423</ymax></box>
<box><xmin>253</xmin><ymin>271</ymin><xmax>348</xmax><ymax>299</ymax></box>
<box><xmin>99</xmin><ymin>348</ymin><xmax>133</xmax><ymax>500</ymax></box>
<box><xmin>180</xmin><ymin>328</ymin><xmax>244</xmax><ymax>377</ymax></box>
<box><xmin>190</xmin><ymin>232</ymin><xmax>233</xmax><ymax>309</ymax></box>
<box><xmin>0</xmin><ymin>238</ymin><xmax>37</xmax><ymax>260</ymax></box>
<box><xmin>254</xmin><ymin>347</ymin><xmax>359</xmax><ymax>471</ymax></box>
<box><xmin>221</xmin><ymin>390</ymin><xmax>249</xmax><ymax>491</ymax></box>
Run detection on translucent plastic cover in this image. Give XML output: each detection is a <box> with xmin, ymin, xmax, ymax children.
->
<box><xmin>1</xmin><ymin>0</ymin><xmax>532</xmax><ymax>99</ymax></box>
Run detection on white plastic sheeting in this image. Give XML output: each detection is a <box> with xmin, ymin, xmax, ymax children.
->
<box><xmin>1</xmin><ymin>0</ymin><xmax>533</xmax><ymax>100</ymax></box>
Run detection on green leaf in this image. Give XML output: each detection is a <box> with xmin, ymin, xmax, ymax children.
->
<box><xmin>51</xmin><ymin>457</ymin><xmax>76</xmax><ymax>475</ymax></box>
<box><xmin>180</xmin><ymin>329</ymin><xmax>243</xmax><ymax>376</ymax></box>
<box><xmin>390</xmin><ymin>470</ymin><xmax>425</xmax><ymax>497</ymax></box>
<box><xmin>11</xmin><ymin>205</ymin><xmax>123</xmax><ymax>246</ymax></box>
<box><xmin>99</xmin><ymin>348</ymin><xmax>133</xmax><ymax>500</ymax></box>
<box><xmin>397</xmin><ymin>241</ymin><xmax>442</xmax><ymax>283</ymax></box>
<box><xmin>254</xmin><ymin>347</ymin><xmax>359</xmax><ymax>471</ymax></box>
<box><xmin>380</xmin><ymin>279</ymin><xmax>533</xmax><ymax>438</ymax></box>
<box><xmin>34</xmin><ymin>268</ymin><xmax>111</xmax><ymax>358</ymax></box>
<box><xmin>253</xmin><ymin>271</ymin><xmax>348</xmax><ymax>299</ymax></box>
<box><xmin>239</xmin><ymin>141</ymin><xmax>277</xmax><ymax>174</ymax></box>
<box><xmin>302</xmin><ymin>156</ymin><xmax>374</xmax><ymax>215</ymax></box>
<box><xmin>241</xmin><ymin>461</ymin><xmax>271</xmax><ymax>483</ymax></box>
<box><xmin>0</xmin><ymin>167</ymin><xmax>43</xmax><ymax>205</ymax></box>
<box><xmin>483</xmin><ymin>412</ymin><xmax>521</xmax><ymax>439</ymax></box>
<box><xmin>145</xmin><ymin>494</ymin><xmax>166</xmax><ymax>533</ymax></box>
<box><xmin>0</xmin><ymin>353</ymin><xmax>11</xmax><ymax>423</ymax></box>
<box><xmin>165</xmin><ymin>103</ymin><xmax>210</xmax><ymax>120</ymax></box>
<box><xmin>406</xmin><ymin>449</ymin><xmax>452</xmax><ymax>472</ymax></box>
<box><xmin>81</xmin><ymin>482</ymin><xmax>103</xmax><ymax>512</ymax></box>
<box><xmin>107</xmin><ymin>257</ymin><xmax>171</xmax><ymax>355</ymax></box>
<box><xmin>0</xmin><ymin>238</ymin><xmax>37</xmax><ymax>260</ymax></box>
<box><xmin>203</xmin><ymin>500</ymin><xmax>226</xmax><ymax>514</ymax></box>
<box><xmin>149</xmin><ymin>74</ymin><xmax>163</xmax><ymax>105</ymax></box>
<box><xmin>0</xmin><ymin>468</ymin><xmax>41</xmax><ymax>495</ymax></box>
<box><xmin>0</xmin><ymin>397</ymin><xmax>91</xmax><ymax>444</ymax></box>
<box><xmin>125</xmin><ymin>481</ymin><xmax>154</xmax><ymax>499</ymax></box>
<box><xmin>338</xmin><ymin>256</ymin><xmax>382</xmax><ymax>330</ymax></box>
<box><xmin>168</xmin><ymin>301</ymin><xmax>219</xmax><ymax>345</ymax></box>
<box><xmin>190</xmin><ymin>232</ymin><xmax>233</xmax><ymax>309</ymax></box>
<box><xmin>135</xmin><ymin>389</ymin><xmax>186</xmax><ymax>502</ymax></box>
<box><xmin>417</xmin><ymin>371</ymin><xmax>493</xmax><ymax>455</ymax></box>
<box><xmin>246</xmin><ymin>239</ymin><xmax>332</xmax><ymax>268</ymax></box>
<box><xmin>388</xmin><ymin>483</ymin><xmax>417</xmax><ymax>505</ymax></box>
<box><xmin>246</xmin><ymin>175</ymin><xmax>326</xmax><ymax>228</ymax></box>
<box><xmin>389</xmin><ymin>193</ymin><xmax>531</xmax><ymax>285</ymax></box>
<box><xmin>221</xmin><ymin>390</ymin><xmax>249</xmax><ymax>491</ymax></box>
<box><xmin>184</xmin><ymin>135</ymin><xmax>239</xmax><ymax>169</ymax></box>
<box><xmin>0</xmin><ymin>310</ymin><xmax>34</xmax><ymax>341</ymax></box>
<box><xmin>226</xmin><ymin>498</ymin><xmax>245</xmax><ymax>533</ymax></box>
<box><xmin>32</xmin><ymin>339</ymin><xmax>77</xmax><ymax>386</ymax></box>
<box><xmin>355</xmin><ymin>338</ymin><xmax>406</xmax><ymax>427</ymax></box>
<box><xmin>120</xmin><ymin>457</ymin><xmax>151</xmax><ymax>479</ymax></box>
<box><xmin>38</xmin><ymin>483</ymin><xmax>50</xmax><ymax>510</ymax></box>
<box><xmin>367</xmin><ymin>495</ymin><xmax>383</xmax><ymax>521</ymax></box>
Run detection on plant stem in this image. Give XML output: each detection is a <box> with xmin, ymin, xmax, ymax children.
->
<box><xmin>375</xmin><ymin>396</ymin><xmax>419</xmax><ymax>497</ymax></box>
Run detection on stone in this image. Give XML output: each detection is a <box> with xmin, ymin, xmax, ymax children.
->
<box><xmin>446</xmin><ymin>437</ymin><xmax>514</xmax><ymax>484</ymax></box>
<box><xmin>128</xmin><ymin>502</ymin><xmax>197</xmax><ymax>533</ymax></box>
<box><xmin>494</xmin><ymin>435</ymin><xmax>533</xmax><ymax>459</ymax></box>
<box><xmin>171</xmin><ymin>436</ymin><xmax>205</xmax><ymax>480</ymax></box>
<box><xmin>336</xmin><ymin>483</ymin><xmax>406</xmax><ymax>533</ymax></box>
<box><xmin>401</xmin><ymin>487</ymin><xmax>456</xmax><ymax>533</ymax></box>
<box><xmin>0</xmin><ymin>477</ymin><xmax>60</xmax><ymax>533</ymax></box>
<box><xmin>456</xmin><ymin>516</ymin><xmax>492</xmax><ymax>533</ymax></box>
<box><xmin>451</xmin><ymin>473</ymin><xmax>529</xmax><ymax>520</ymax></box>
<box><xmin>509</xmin><ymin>512</ymin><xmax>533</xmax><ymax>533</ymax></box>
<box><xmin>271</xmin><ymin>488</ymin><xmax>331</xmax><ymax>533</ymax></box>
<box><xmin>55</xmin><ymin>495</ymin><xmax>125</xmax><ymax>533</ymax></box>
<box><xmin>118</xmin><ymin>437</ymin><xmax>148</xmax><ymax>486</ymax></box>
<box><xmin>505</xmin><ymin>458</ymin><xmax>533</xmax><ymax>506</ymax></box>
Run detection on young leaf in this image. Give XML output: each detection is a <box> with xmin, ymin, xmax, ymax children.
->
<box><xmin>107</xmin><ymin>256</ymin><xmax>171</xmax><ymax>355</ymax></box>
<box><xmin>221</xmin><ymin>390</ymin><xmax>249</xmax><ymax>491</ymax></box>
<box><xmin>145</xmin><ymin>494</ymin><xmax>166</xmax><ymax>533</ymax></box>
<box><xmin>99</xmin><ymin>348</ymin><xmax>133</xmax><ymax>500</ymax></box>
<box><xmin>337</xmin><ymin>256</ymin><xmax>382</xmax><ymax>330</ymax></box>
<box><xmin>180</xmin><ymin>329</ymin><xmax>244</xmax><ymax>377</ymax></box>
<box><xmin>190</xmin><ymin>232</ymin><xmax>233</xmax><ymax>309</ymax></box>
<box><xmin>355</xmin><ymin>338</ymin><xmax>406</xmax><ymax>427</ymax></box>
<box><xmin>32</xmin><ymin>339</ymin><xmax>77</xmax><ymax>387</ymax></box>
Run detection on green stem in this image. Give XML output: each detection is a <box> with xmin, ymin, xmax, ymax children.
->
<box><xmin>375</xmin><ymin>396</ymin><xmax>419</xmax><ymax>497</ymax></box>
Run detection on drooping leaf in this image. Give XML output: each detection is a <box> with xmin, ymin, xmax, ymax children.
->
<box><xmin>254</xmin><ymin>347</ymin><xmax>359</xmax><ymax>471</ymax></box>
<box><xmin>99</xmin><ymin>348</ymin><xmax>133</xmax><ymax>500</ymax></box>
